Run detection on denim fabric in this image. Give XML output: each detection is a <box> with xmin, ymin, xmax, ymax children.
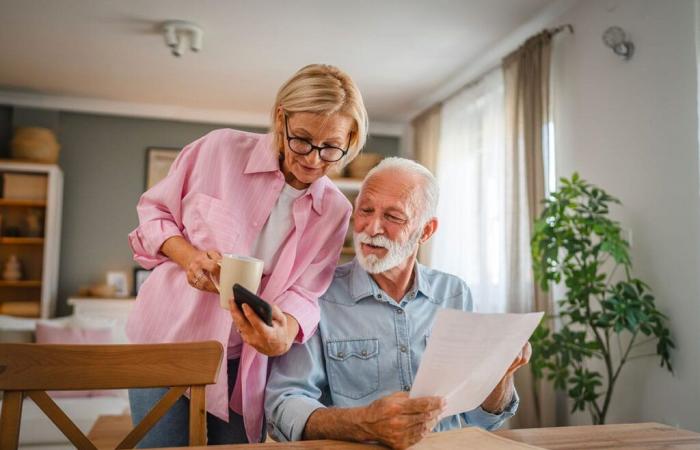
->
<box><xmin>128</xmin><ymin>358</ymin><xmax>248</xmax><ymax>447</ymax></box>
<box><xmin>265</xmin><ymin>259</ymin><xmax>519</xmax><ymax>442</ymax></box>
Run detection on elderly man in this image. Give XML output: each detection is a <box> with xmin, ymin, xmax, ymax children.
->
<box><xmin>265</xmin><ymin>157</ymin><xmax>530</xmax><ymax>449</ymax></box>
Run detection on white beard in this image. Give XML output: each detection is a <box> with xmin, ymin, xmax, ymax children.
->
<box><xmin>353</xmin><ymin>229</ymin><xmax>421</xmax><ymax>274</ymax></box>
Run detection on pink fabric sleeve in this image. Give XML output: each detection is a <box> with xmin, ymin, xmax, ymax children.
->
<box><xmin>276</xmin><ymin>206</ymin><xmax>351</xmax><ymax>343</ymax></box>
<box><xmin>128</xmin><ymin>138</ymin><xmax>203</xmax><ymax>269</ymax></box>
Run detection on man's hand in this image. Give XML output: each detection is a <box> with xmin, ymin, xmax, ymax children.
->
<box><xmin>304</xmin><ymin>392</ymin><xmax>445</xmax><ymax>449</ymax></box>
<box><xmin>481</xmin><ymin>341</ymin><xmax>531</xmax><ymax>413</ymax></box>
<box><xmin>229</xmin><ymin>300</ymin><xmax>299</xmax><ymax>356</ymax></box>
<box><xmin>358</xmin><ymin>392</ymin><xmax>445</xmax><ymax>449</ymax></box>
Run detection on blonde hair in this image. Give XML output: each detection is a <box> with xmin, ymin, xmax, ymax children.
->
<box><xmin>272</xmin><ymin>64</ymin><xmax>368</xmax><ymax>168</ymax></box>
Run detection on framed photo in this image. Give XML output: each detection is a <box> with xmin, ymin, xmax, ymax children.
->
<box><xmin>133</xmin><ymin>267</ymin><xmax>152</xmax><ymax>296</ymax></box>
<box><xmin>145</xmin><ymin>147</ymin><xmax>181</xmax><ymax>190</ymax></box>
<box><xmin>106</xmin><ymin>270</ymin><xmax>130</xmax><ymax>298</ymax></box>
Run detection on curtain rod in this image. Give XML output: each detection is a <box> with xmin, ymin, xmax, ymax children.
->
<box><xmin>443</xmin><ymin>24</ymin><xmax>574</xmax><ymax>101</ymax></box>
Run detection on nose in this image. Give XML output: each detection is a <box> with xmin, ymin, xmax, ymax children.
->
<box><xmin>303</xmin><ymin>149</ymin><xmax>322</xmax><ymax>167</ymax></box>
<box><xmin>365</xmin><ymin>214</ymin><xmax>385</xmax><ymax>236</ymax></box>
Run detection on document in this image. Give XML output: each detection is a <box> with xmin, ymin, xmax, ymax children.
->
<box><xmin>413</xmin><ymin>427</ymin><xmax>544</xmax><ymax>449</ymax></box>
<box><xmin>410</xmin><ymin>309</ymin><xmax>544</xmax><ymax>419</ymax></box>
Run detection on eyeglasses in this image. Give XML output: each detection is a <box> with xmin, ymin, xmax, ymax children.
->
<box><xmin>284</xmin><ymin>115</ymin><xmax>349</xmax><ymax>162</ymax></box>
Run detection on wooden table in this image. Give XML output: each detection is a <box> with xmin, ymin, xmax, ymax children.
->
<box><xmin>88</xmin><ymin>417</ymin><xmax>700</xmax><ymax>449</ymax></box>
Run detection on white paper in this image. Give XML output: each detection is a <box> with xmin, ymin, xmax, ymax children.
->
<box><xmin>410</xmin><ymin>309</ymin><xmax>544</xmax><ymax>418</ymax></box>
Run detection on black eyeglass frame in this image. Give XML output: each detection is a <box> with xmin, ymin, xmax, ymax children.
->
<box><xmin>283</xmin><ymin>114</ymin><xmax>350</xmax><ymax>163</ymax></box>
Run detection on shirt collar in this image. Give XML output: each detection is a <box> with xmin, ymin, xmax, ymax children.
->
<box><xmin>348</xmin><ymin>258</ymin><xmax>434</xmax><ymax>303</ymax></box>
<box><xmin>244</xmin><ymin>133</ymin><xmax>326</xmax><ymax>215</ymax></box>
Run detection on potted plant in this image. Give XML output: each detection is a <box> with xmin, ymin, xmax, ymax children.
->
<box><xmin>529</xmin><ymin>173</ymin><xmax>674</xmax><ymax>424</ymax></box>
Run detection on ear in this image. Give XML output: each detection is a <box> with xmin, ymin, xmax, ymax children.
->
<box><xmin>419</xmin><ymin>217</ymin><xmax>438</xmax><ymax>244</ymax></box>
<box><xmin>275</xmin><ymin>107</ymin><xmax>285</xmax><ymax>130</ymax></box>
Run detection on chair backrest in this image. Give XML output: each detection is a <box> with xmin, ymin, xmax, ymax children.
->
<box><xmin>0</xmin><ymin>341</ymin><xmax>223</xmax><ymax>449</ymax></box>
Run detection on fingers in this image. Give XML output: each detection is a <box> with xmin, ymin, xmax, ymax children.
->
<box><xmin>230</xmin><ymin>300</ymin><xmax>254</xmax><ymax>336</ymax></box>
<box><xmin>270</xmin><ymin>304</ymin><xmax>286</xmax><ymax>324</ymax></box>
<box><xmin>401</xmin><ymin>396</ymin><xmax>446</xmax><ymax>415</ymax></box>
<box><xmin>522</xmin><ymin>342</ymin><xmax>532</xmax><ymax>363</ymax></box>
<box><xmin>242</xmin><ymin>303</ymin><xmax>272</xmax><ymax>335</ymax></box>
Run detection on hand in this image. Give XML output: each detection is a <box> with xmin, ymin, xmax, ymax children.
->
<box><xmin>358</xmin><ymin>392</ymin><xmax>445</xmax><ymax>450</ymax></box>
<box><xmin>229</xmin><ymin>299</ymin><xmax>299</xmax><ymax>356</ymax></box>
<box><xmin>481</xmin><ymin>342</ymin><xmax>532</xmax><ymax>413</ymax></box>
<box><xmin>505</xmin><ymin>341</ymin><xmax>532</xmax><ymax>376</ymax></box>
<box><xmin>185</xmin><ymin>249</ymin><xmax>221</xmax><ymax>293</ymax></box>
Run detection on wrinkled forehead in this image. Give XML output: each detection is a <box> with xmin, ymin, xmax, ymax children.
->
<box><xmin>357</xmin><ymin>170</ymin><xmax>422</xmax><ymax>215</ymax></box>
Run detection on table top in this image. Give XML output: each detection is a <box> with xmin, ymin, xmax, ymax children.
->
<box><xmin>89</xmin><ymin>416</ymin><xmax>700</xmax><ymax>450</ymax></box>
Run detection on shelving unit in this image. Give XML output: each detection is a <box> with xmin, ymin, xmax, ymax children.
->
<box><xmin>331</xmin><ymin>177</ymin><xmax>362</xmax><ymax>264</ymax></box>
<box><xmin>0</xmin><ymin>160</ymin><xmax>63</xmax><ymax>318</ymax></box>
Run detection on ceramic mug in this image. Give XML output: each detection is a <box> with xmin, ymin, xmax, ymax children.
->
<box><xmin>208</xmin><ymin>254</ymin><xmax>264</xmax><ymax>309</ymax></box>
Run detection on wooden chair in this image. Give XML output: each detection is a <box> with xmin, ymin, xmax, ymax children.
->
<box><xmin>0</xmin><ymin>341</ymin><xmax>223</xmax><ymax>449</ymax></box>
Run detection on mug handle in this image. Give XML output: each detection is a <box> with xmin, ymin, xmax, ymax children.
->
<box><xmin>207</xmin><ymin>261</ymin><xmax>222</xmax><ymax>293</ymax></box>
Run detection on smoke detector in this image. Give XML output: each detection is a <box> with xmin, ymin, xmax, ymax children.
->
<box><xmin>161</xmin><ymin>20</ymin><xmax>203</xmax><ymax>57</ymax></box>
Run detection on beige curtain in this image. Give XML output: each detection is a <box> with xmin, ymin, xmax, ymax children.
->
<box><xmin>412</xmin><ymin>105</ymin><xmax>442</xmax><ymax>265</ymax></box>
<box><xmin>502</xmin><ymin>30</ymin><xmax>557</xmax><ymax>428</ymax></box>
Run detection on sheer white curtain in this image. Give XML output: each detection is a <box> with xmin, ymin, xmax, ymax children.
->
<box><xmin>429</xmin><ymin>70</ymin><xmax>513</xmax><ymax>313</ymax></box>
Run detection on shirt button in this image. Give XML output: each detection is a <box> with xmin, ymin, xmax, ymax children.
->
<box><xmin>403</xmin><ymin>385</ymin><xmax>411</xmax><ymax>391</ymax></box>
<box><xmin>361</xmin><ymin>350</ymin><xmax>368</xmax><ymax>357</ymax></box>
<box><xmin>253</xmin><ymin>221</ymin><xmax>259</xmax><ymax>227</ymax></box>
<box><xmin>337</xmin><ymin>352</ymin><xmax>345</xmax><ymax>358</ymax></box>
<box><xmin>400</xmin><ymin>345</ymin><xmax>407</xmax><ymax>353</ymax></box>
<box><xmin>396</xmin><ymin>309</ymin><xmax>403</xmax><ymax>315</ymax></box>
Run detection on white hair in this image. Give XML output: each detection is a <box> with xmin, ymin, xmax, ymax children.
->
<box><xmin>362</xmin><ymin>157</ymin><xmax>439</xmax><ymax>225</ymax></box>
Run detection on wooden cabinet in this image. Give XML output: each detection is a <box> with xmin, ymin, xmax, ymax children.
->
<box><xmin>0</xmin><ymin>160</ymin><xmax>63</xmax><ymax>318</ymax></box>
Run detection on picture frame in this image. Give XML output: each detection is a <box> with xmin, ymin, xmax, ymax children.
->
<box><xmin>145</xmin><ymin>147</ymin><xmax>181</xmax><ymax>190</ymax></box>
<box><xmin>133</xmin><ymin>267</ymin><xmax>152</xmax><ymax>296</ymax></box>
<box><xmin>106</xmin><ymin>270</ymin><xmax>130</xmax><ymax>298</ymax></box>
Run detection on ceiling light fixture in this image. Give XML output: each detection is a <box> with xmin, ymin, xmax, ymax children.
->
<box><xmin>161</xmin><ymin>20</ymin><xmax>203</xmax><ymax>57</ymax></box>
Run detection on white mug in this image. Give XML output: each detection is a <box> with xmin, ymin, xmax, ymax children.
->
<box><xmin>208</xmin><ymin>254</ymin><xmax>264</xmax><ymax>309</ymax></box>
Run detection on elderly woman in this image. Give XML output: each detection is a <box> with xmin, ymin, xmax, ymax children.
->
<box><xmin>126</xmin><ymin>64</ymin><xmax>367</xmax><ymax>447</ymax></box>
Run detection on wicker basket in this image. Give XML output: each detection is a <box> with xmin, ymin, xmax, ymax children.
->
<box><xmin>346</xmin><ymin>152</ymin><xmax>382</xmax><ymax>179</ymax></box>
<box><xmin>11</xmin><ymin>127</ymin><xmax>60</xmax><ymax>163</ymax></box>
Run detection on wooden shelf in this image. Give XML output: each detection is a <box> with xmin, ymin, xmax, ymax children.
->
<box><xmin>0</xmin><ymin>280</ymin><xmax>42</xmax><ymax>287</ymax></box>
<box><xmin>0</xmin><ymin>237</ymin><xmax>44</xmax><ymax>245</ymax></box>
<box><xmin>0</xmin><ymin>198</ymin><xmax>47</xmax><ymax>207</ymax></box>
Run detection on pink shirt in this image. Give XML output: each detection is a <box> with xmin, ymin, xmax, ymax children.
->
<box><xmin>126</xmin><ymin>129</ymin><xmax>351</xmax><ymax>443</ymax></box>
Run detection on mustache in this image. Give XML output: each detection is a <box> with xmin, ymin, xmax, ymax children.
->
<box><xmin>356</xmin><ymin>233</ymin><xmax>396</xmax><ymax>249</ymax></box>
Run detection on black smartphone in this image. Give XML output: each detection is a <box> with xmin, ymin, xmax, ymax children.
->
<box><xmin>232</xmin><ymin>283</ymin><xmax>273</xmax><ymax>327</ymax></box>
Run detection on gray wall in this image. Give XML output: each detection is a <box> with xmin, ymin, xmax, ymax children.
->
<box><xmin>0</xmin><ymin>108</ymin><xmax>399</xmax><ymax>315</ymax></box>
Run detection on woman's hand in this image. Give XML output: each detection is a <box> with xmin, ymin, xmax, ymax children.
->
<box><xmin>185</xmin><ymin>249</ymin><xmax>222</xmax><ymax>293</ymax></box>
<box><xmin>160</xmin><ymin>236</ymin><xmax>222</xmax><ymax>293</ymax></box>
<box><xmin>229</xmin><ymin>299</ymin><xmax>300</xmax><ymax>356</ymax></box>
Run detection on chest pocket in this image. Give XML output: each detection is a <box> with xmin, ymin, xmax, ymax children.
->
<box><xmin>182</xmin><ymin>193</ymin><xmax>241</xmax><ymax>252</ymax></box>
<box><xmin>326</xmin><ymin>338</ymin><xmax>380</xmax><ymax>400</ymax></box>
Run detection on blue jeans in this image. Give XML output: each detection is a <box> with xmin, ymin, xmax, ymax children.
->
<box><xmin>128</xmin><ymin>358</ymin><xmax>249</xmax><ymax>447</ymax></box>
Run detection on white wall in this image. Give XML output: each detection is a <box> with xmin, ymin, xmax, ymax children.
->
<box><xmin>551</xmin><ymin>0</ymin><xmax>700</xmax><ymax>430</ymax></box>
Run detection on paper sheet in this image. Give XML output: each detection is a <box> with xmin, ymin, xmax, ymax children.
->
<box><xmin>410</xmin><ymin>309</ymin><xmax>544</xmax><ymax>419</ymax></box>
<box><xmin>412</xmin><ymin>427</ymin><xmax>545</xmax><ymax>449</ymax></box>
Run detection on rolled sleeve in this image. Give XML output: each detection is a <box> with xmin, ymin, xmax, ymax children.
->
<box><xmin>462</xmin><ymin>389</ymin><xmax>520</xmax><ymax>431</ymax></box>
<box><xmin>265</xmin><ymin>332</ymin><xmax>328</xmax><ymax>442</ymax></box>
<box><xmin>274</xmin><ymin>205</ymin><xmax>351</xmax><ymax>343</ymax></box>
<box><xmin>128</xmin><ymin>137</ymin><xmax>206</xmax><ymax>269</ymax></box>
<box><xmin>128</xmin><ymin>219</ymin><xmax>183</xmax><ymax>269</ymax></box>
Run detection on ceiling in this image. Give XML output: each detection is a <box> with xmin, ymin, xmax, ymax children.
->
<box><xmin>0</xmin><ymin>0</ymin><xmax>554</xmax><ymax>126</ymax></box>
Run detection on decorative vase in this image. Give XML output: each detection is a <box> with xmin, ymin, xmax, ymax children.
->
<box><xmin>10</xmin><ymin>127</ymin><xmax>60</xmax><ymax>163</ymax></box>
<box><xmin>2</xmin><ymin>255</ymin><xmax>23</xmax><ymax>281</ymax></box>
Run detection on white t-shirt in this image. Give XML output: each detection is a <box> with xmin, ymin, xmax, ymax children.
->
<box><xmin>250</xmin><ymin>182</ymin><xmax>307</xmax><ymax>274</ymax></box>
<box><xmin>228</xmin><ymin>182</ymin><xmax>307</xmax><ymax>359</ymax></box>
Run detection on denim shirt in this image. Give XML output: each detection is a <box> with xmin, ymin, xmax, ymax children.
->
<box><xmin>265</xmin><ymin>259</ymin><xmax>519</xmax><ymax>442</ymax></box>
